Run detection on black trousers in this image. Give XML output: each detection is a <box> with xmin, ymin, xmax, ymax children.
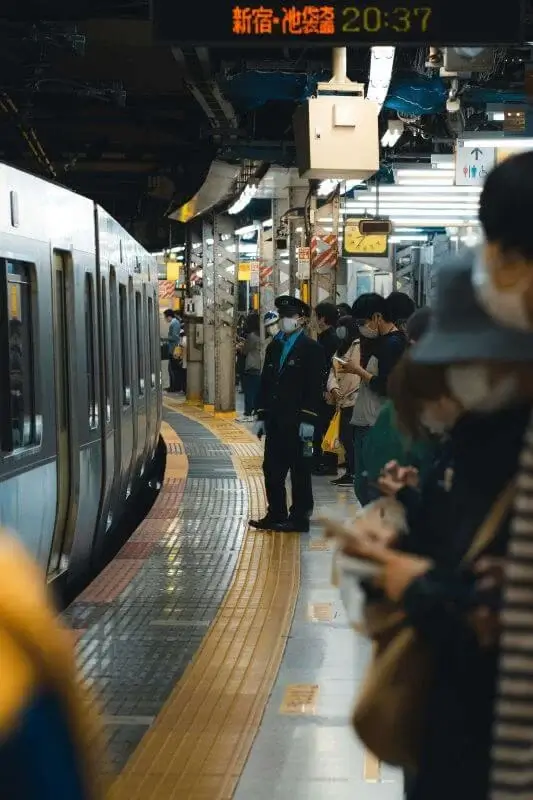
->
<box><xmin>313</xmin><ymin>402</ymin><xmax>338</xmax><ymax>468</ymax></box>
<box><xmin>263</xmin><ymin>421</ymin><xmax>314</xmax><ymax>523</ymax></box>
<box><xmin>339</xmin><ymin>406</ymin><xmax>355</xmax><ymax>475</ymax></box>
<box><xmin>168</xmin><ymin>357</ymin><xmax>180</xmax><ymax>391</ymax></box>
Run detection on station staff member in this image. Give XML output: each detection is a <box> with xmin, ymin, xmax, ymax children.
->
<box><xmin>251</xmin><ymin>295</ymin><xmax>325</xmax><ymax>533</ymax></box>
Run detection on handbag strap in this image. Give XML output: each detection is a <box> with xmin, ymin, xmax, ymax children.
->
<box><xmin>462</xmin><ymin>480</ymin><xmax>515</xmax><ymax>566</ymax></box>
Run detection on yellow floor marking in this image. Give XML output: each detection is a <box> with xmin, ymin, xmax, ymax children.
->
<box><xmin>364</xmin><ymin>751</ymin><xmax>381</xmax><ymax>782</ymax></box>
<box><xmin>309</xmin><ymin>538</ymin><xmax>333</xmax><ymax>551</ymax></box>
<box><xmin>279</xmin><ymin>684</ymin><xmax>319</xmax><ymax>715</ymax></box>
<box><xmin>307</xmin><ymin>602</ymin><xmax>334</xmax><ymax>622</ymax></box>
<box><xmin>110</xmin><ymin>403</ymin><xmax>300</xmax><ymax>800</ymax></box>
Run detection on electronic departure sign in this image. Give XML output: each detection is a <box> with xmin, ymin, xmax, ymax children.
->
<box><xmin>152</xmin><ymin>0</ymin><xmax>524</xmax><ymax>45</ymax></box>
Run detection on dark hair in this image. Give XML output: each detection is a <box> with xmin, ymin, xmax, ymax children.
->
<box><xmin>387</xmin><ymin>353</ymin><xmax>450</xmax><ymax>438</ymax></box>
<box><xmin>405</xmin><ymin>306</ymin><xmax>432</xmax><ymax>343</ymax></box>
<box><xmin>336</xmin><ymin>302</ymin><xmax>352</xmax><ymax>318</ymax></box>
<box><xmin>479</xmin><ymin>151</ymin><xmax>533</xmax><ymax>259</ymax></box>
<box><xmin>315</xmin><ymin>301</ymin><xmax>338</xmax><ymax>326</ymax></box>
<box><xmin>245</xmin><ymin>312</ymin><xmax>260</xmax><ymax>334</ymax></box>
<box><xmin>386</xmin><ymin>292</ymin><xmax>416</xmax><ymax>327</ymax></box>
<box><xmin>164</xmin><ymin>308</ymin><xmax>174</xmax><ymax>318</ymax></box>
<box><xmin>351</xmin><ymin>292</ymin><xmax>390</xmax><ymax>322</ymax></box>
<box><xmin>336</xmin><ymin>315</ymin><xmax>359</xmax><ymax>355</ymax></box>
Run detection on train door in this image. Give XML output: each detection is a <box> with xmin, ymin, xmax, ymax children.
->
<box><xmin>109</xmin><ymin>268</ymin><xmax>122</xmax><ymax>507</ymax></box>
<box><xmin>48</xmin><ymin>251</ymin><xmax>76</xmax><ymax>577</ymax></box>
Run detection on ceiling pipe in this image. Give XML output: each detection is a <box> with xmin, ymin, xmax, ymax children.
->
<box><xmin>331</xmin><ymin>47</ymin><xmax>349</xmax><ymax>83</ymax></box>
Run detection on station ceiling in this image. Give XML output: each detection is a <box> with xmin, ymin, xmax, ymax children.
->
<box><xmin>1</xmin><ymin>1</ymin><xmax>532</xmax><ymax>250</ymax></box>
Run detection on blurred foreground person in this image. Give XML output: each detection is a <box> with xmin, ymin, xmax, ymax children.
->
<box><xmin>472</xmin><ymin>150</ymin><xmax>533</xmax><ymax>800</ymax></box>
<box><xmin>251</xmin><ymin>295</ymin><xmax>325</xmax><ymax>533</ymax></box>
<box><xmin>0</xmin><ymin>529</ymin><xmax>105</xmax><ymax>799</ymax></box>
<box><xmin>335</xmin><ymin>259</ymin><xmax>533</xmax><ymax>800</ymax></box>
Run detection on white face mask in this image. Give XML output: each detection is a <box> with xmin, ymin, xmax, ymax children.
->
<box><xmin>472</xmin><ymin>249</ymin><xmax>531</xmax><ymax>331</ymax></box>
<box><xmin>420</xmin><ymin>410</ymin><xmax>449</xmax><ymax>436</ymax></box>
<box><xmin>280</xmin><ymin>316</ymin><xmax>300</xmax><ymax>334</ymax></box>
<box><xmin>359</xmin><ymin>323</ymin><xmax>379</xmax><ymax>339</ymax></box>
<box><xmin>446</xmin><ymin>364</ymin><xmax>518</xmax><ymax>413</ymax></box>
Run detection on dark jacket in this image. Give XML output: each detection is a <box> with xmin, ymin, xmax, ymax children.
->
<box><xmin>255</xmin><ymin>332</ymin><xmax>325</xmax><ymax>429</ymax></box>
<box><xmin>401</xmin><ymin>405</ymin><xmax>531</xmax><ymax>800</ymax></box>
<box><xmin>318</xmin><ymin>327</ymin><xmax>339</xmax><ymax>388</ymax></box>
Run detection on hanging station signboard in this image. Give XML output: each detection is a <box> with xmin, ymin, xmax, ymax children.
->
<box><xmin>152</xmin><ymin>0</ymin><xmax>524</xmax><ymax>45</ymax></box>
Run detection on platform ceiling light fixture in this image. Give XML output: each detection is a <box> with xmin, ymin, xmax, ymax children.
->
<box><xmin>228</xmin><ymin>182</ymin><xmax>258</xmax><ymax>215</ymax></box>
<box><xmin>461</xmin><ymin>134</ymin><xmax>533</xmax><ymax>149</ymax></box>
<box><xmin>367</xmin><ymin>46</ymin><xmax>395</xmax><ymax>112</ymax></box>
<box><xmin>381</xmin><ymin>120</ymin><xmax>404</xmax><ymax>148</ymax></box>
<box><xmin>317</xmin><ymin>178</ymin><xmax>365</xmax><ymax>197</ymax></box>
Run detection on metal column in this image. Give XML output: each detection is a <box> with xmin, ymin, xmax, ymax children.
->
<box><xmin>202</xmin><ymin>218</ymin><xmax>216</xmax><ymax>409</ymax></box>
<box><xmin>213</xmin><ymin>213</ymin><xmax>237</xmax><ymax>414</ymax></box>
<box><xmin>258</xmin><ymin>225</ymin><xmax>275</xmax><ymax>359</ymax></box>
<box><xmin>310</xmin><ymin>187</ymin><xmax>340</xmax><ymax>316</ymax></box>
<box><xmin>271</xmin><ymin>194</ymin><xmax>290</xmax><ymax>295</ymax></box>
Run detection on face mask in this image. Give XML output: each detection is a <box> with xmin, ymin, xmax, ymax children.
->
<box><xmin>472</xmin><ymin>249</ymin><xmax>531</xmax><ymax>331</ymax></box>
<box><xmin>280</xmin><ymin>317</ymin><xmax>300</xmax><ymax>334</ymax></box>
<box><xmin>336</xmin><ymin>326</ymin><xmax>347</xmax><ymax>340</ymax></box>
<box><xmin>446</xmin><ymin>364</ymin><xmax>518</xmax><ymax>412</ymax></box>
<box><xmin>359</xmin><ymin>324</ymin><xmax>378</xmax><ymax>339</ymax></box>
<box><xmin>420</xmin><ymin>410</ymin><xmax>449</xmax><ymax>436</ymax></box>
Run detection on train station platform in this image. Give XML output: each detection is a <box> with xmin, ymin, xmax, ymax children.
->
<box><xmin>65</xmin><ymin>401</ymin><xmax>402</xmax><ymax>800</ymax></box>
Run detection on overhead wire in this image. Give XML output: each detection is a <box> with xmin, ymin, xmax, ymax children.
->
<box><xmin>0</xmin><ymin>92</ymin><xmax>56</xmax><ymax>179</ymax></box>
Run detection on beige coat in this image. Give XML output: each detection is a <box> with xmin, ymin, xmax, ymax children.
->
<box><xmin>326</xmin><ymin>340</ymin><xmax>360</xmax><ymax>408</ymax></box>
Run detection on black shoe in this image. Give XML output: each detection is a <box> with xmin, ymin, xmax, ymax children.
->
<box><xmin>249</xmin><ymin>516</ymin><xmax>286</xmax><ymax>530</ymax></box>
<box><xmin>331</xmin><ymin>473</ymin><xmax>354</xmax><ymax>487</ymax></box>
<box><xmin>312</xmin><ymin>464</ymin><xmax>338</xmax><ymax>477</ymax></box>
<box><xmin>276</xmin><ymin>518</ymin><xmax>310</xmax><ymax>533</ymax></box>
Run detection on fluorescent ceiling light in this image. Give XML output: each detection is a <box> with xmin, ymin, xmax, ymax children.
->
<box><xmin>317</xmin><ymin>178</ymin><xmax>365</xmax><ymax>196</ymax></box>
<box><xmin>381</xmin><ymin>120</ymin><xmax>404</xmax><ymax>148</ymax></box>
<box><xmin>235</xmin><ymin>224</ymin><xmax>258</xmax><ymax>236</ymax></box>
<box><xmin>367</xmin><ymin>46</ymin><xmax>395</xmax><ymax>111</ymax></box>
<box><xmin>359</xmin><ymin>185</ymin><xmax>480</xmax><ymax>194</ymax></box>
<box><xmin>389</xmin><ymin>235</ymin><xmax>428</xmax><ymax>243</ymax></box>
<box><xmin>461</xmin><ymin>136</ymin><xmax>533</xmax><ymax>149</ymax></box>
<box><xmin>228</xmin><ymin>183</ymin><xmax>258</xmax><ymax>215</ymax></box>
<box><xmin>262</xmin><ymin>218</ymin><xmax>273</xmax><ymax>228</ymax></box>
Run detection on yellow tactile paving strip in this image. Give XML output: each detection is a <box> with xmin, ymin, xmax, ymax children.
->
<box><xmin>110</xmin><ymin>401</ymin><xmax>300</xmax><ymax>800</ymax></box>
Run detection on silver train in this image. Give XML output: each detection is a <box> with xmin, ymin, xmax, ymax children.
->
<box><xmin>0</xmin><ymin>163</ymin><xmax>162</xmax><ymax>594</ymax></box>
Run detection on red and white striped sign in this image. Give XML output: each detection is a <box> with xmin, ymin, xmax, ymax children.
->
<box><xmin>311</xmin><ymin>232</ymin><xmax>338</xmax><ymax>272</ymax></box>
<box><xmin>259</xmin><ymin>265</ymin><xmax>273</xmax><ymax>287</ymax></box>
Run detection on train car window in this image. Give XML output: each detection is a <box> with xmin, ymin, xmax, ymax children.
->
<box><xmin>1</xmin><ymin>260</ymin><xmax>38</xmax><ymax>451</ymax></box>
<box><xmin>84</xmin><ymin>274</ymin><xmax>98</xmax><ymax>429</ymax></box>
<box><xmin>101</xmin><ymin>277</ymin><xmax>111</xmax><ymax>423</ymax></box>
<box><xmin>119</xmin><ymin>284</ymin><xmax>131</xmax><ymax>406</ymax></box>
<box><xmin>147</xmin><ymin>295</ymin><xmax>155</xmax><ymax>388</ymax></box>
<box><xmin>135</xmin><ymin>291</ymin><xmax>145</xmax><ymax>396</ymax></box>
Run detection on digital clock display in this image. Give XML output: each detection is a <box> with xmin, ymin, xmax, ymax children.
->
<box><xmin>152</xmin><ymin>0</ymin><xmax>524</xmax><ymax>45</ymax></box>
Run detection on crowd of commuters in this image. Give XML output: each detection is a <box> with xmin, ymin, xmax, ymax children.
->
<box><xmin>7</xmin><ymin>150</ymin><xmax>533</xmax><ymax>800</ymax></box>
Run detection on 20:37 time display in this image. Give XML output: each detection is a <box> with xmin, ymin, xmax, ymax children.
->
<box><xmin>342</xmin><ymin>6</ymin><xmax>432</xmax><ymax>33</ymax></box>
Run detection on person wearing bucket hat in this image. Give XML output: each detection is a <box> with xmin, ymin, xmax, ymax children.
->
<box><xmin>251</xmin><ymin>295</ymin><xmax>325</xmax><ymax>533</ymax></box>
<box><xmin>340</xmin><ymin>258</ymin><xmax>533</xmax><ymax>800</ymax></box>
<box><xmin>470</xmin><ymin>150</ymin><xmax>533</xmax><ymax>800</ymax></box>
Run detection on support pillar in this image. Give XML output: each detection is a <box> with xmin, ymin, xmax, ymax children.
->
<box><xmin>258</xmin><ymin>225</ymin><xmax>275</xmax><ymax>359</ymax></box>
<box><xmin>202</xmin><ymin>218</ymin><xmax>216</xmax><ymax>410</ymax></box>
<box><xmin>310</xmin><ymin>186</ymin><xmax>340</xmax><ymax>326</ymax></box>
<box><xmin>213</xmin><ymin>213</ymin><xmax>237</xmax><ymax>414</ymax></box>
<box><xmin>288</xmin><ymin>185</ymin><xmax>309</xmax><ymax>298</ymax></box>
<box><xmin>272</xmin><ymin>194</ymin><xmax>290</xmax><ymax>295</ymax></box>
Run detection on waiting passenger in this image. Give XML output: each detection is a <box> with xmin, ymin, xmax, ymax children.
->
<box><xmin>361</xmin><ymin>307</ymin><xmax>435</xmax><ymax>504</ymax></box>
<box><xmin>326</xmin><ymin>316</ymin><xmax>360</xmax><ymax>486</ymax></box>
<box><xmin>336</xmin><ymin>302</ymin><xmax>353</xmax><ymax>319</ymax></box>
<box><xmin>251</xmin><ymin>295</ymin><xmax>325</xmax><ymax>533</ymax></box>
<box><xmin>313</xmin><ymin>301</ymin><xmax>340</xmax><ymax>476</ymax></box>
<box><xmin>163</xmin><ymin>309</ymin><xmax>181</xmax><ymax>393</ymax></box>
<box><xmin>386</xmin><ymin>291</ymin><xmax>416</xmax><ymax>335</ymax></box>
<box><xmin>237</xmin><ymin>312</ymin><xmax>261</xmax><ymax>422</ymax></box>
<box><xmin>0</xmin><ymin>529</ymin><xmax>105</xmax><ymax>799</ymax></box>
<box><xmin>339</xmin><ymin>293</ymin><xmax>408</xmax><ymax>505</ymax></box>
<box><xmin>340</xmin><ymin>258</ymin><xmax>533</xmax><ymax>800</ymax></box>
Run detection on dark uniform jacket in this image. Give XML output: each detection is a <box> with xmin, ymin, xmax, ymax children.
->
<box><xmin>255</xmin><ymin>332</ymin><xmax>325</xmax><ymax>429</ymax></box>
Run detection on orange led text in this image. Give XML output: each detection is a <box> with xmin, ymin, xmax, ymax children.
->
<box><xmin>232</xmin><ymin>5</ymin><xmax>336</xmax><ymax>35</ymax></box>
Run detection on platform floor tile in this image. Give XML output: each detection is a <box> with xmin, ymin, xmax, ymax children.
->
<box><xmin>234</xmin><ymin>485</ymin><xmax>404</xmax><ymax>800</ymax></box>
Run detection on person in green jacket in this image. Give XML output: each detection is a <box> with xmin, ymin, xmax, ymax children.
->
<box><xmin>361</xmin><ymin>307</ymin><xmax>435</xmax><ymax>502</ymax></box>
